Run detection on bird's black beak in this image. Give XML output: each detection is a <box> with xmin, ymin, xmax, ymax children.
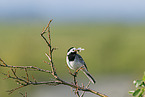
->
<box><xmin>74</xmin><ymin>50</ymin><xmax>78</xmax><ymax>53</ymax></box>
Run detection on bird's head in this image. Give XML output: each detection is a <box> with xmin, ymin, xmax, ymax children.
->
<box><xmin>67</xmin><ymin>47</ymin><xmax>84</xmax><ymax>55</ymax></box>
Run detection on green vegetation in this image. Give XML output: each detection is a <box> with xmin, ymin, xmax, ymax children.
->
<box><xmin>129</xmin><ymin>72</ymin><xmax>145</xmax><ymax>96</ymax></box>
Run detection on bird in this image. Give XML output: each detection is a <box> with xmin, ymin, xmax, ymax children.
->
<box><xmin>66</xmin><ymin>47</ymin><xmax>96</xmax><ymax>84</ymax></box>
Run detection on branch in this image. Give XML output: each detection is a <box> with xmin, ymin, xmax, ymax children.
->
<box><xmin>0</xmin><ymin>62</ymin><xmax>51</xmax><ymax>73</ymax></box>
<box><xmin>40</xmin><ymin>19</ymin><xmax>52</xmax><ymax>48</ymax></box>
<box><xmin>0</xmin><ymin>20</ymin><xmax>107</xmax><ymax>97</ymax></box>
<box><xmin>19</xmin><ymin>92</ymin><xmax>27</xmax><ymax>97</ymax></box>
<box><xmin>80</xmin><ymin>81</ymin><xmax>91</xmax><ymax>97</ymax></box>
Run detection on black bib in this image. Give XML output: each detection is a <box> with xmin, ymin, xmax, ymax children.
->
<box><xmin>68</xmin><ymin>52</ymin><xmax>76</xmax><ymax>61</ymax></box>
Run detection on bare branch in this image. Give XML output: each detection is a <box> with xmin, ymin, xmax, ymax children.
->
<box><xmin>0</xmin><ymin>63</ymin><xmax>52</xmax><ymax>73</ymax></box>
<box><xmin>0</xmin><ymin>20</ymin><xmax>107</xmax><ymax>97</ymax></box>
<box><xmin>2</xmin><ymin>73</ymin><xmax>28</xmax><ymax>84</ymax></box>
<box><xmin>11</xmin><ymin>68</ymin><xmax>17</xmax><ymax>78</ymax></box>
<box><xmin>19</xmin><ymin>92</ymin><xmax>25</xmax><ymax>97</ymax></box>
<box><xmin>7</xmin><ymin>85</ymin><xmax>26</xmax><ymax>95</ymax></box>
<box><xmin>40</xmin><ymin>19</ymin><xmax>52</xmax><ymax>48</ymax></box>
<box><xmin>0</xmin><ymin>58</ymin><xmax>7</xmax><ymax>66</ymax></box>
<box><xmin>45</xmin><ymin>53</ymin><xmax>51</xmax><ymax>62</ymax></box>
<box><xmin>24</xmin><ymin>69</ymin><xmax>29</xmax><ymax>82</ymax></box>
<box><xmin>51</xmin><ymin>47</ymin><xmax>58</xmax><ymax>53</ymax></box>
<box><xmin>43</xmin><ymin>60</ymin><xmax>51</xmax><ymax>65</ymax></box>
<box><xmin>19</xmin><ymin>92</ymin><xmax>27</xmax><ymax>97</ymax></box>
<box><xmin>80</xmin><ymin>81</ymin><xmax>91</xmax><ymax>97</ymax></box>
<box><xmin>32</xmin><ymin>75</ymin><xmax>37</xmax><ymax>83</ymax></box>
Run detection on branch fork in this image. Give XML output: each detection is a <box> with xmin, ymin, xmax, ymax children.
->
<box><xmin>0</xmin><ymin>20</ymin><xmax>107</xmax><ymax>97</ymax></box>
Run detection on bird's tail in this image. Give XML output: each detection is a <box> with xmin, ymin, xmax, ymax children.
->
<box><xmin>82</xmin><ymin>70</ymin><xmax>96</xmax><ymax>84</ymax></box>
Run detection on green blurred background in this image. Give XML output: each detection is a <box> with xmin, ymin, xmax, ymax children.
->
<box><xmin>0</xmin><ymin>0</ymin><xmax>145</xmax><ymax>97</ymax></box>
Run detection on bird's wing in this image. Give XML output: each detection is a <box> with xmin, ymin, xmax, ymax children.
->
<box><xmin>76</xmin><ymin>54</ymin><xmax>88</xmax><ymax>70</ymax></box>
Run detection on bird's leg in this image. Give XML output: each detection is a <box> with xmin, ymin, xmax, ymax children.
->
<box><xmin>74</xmin><ymin>70</ymin><xmax>78</xmax><ymax>77</ymax></box>
<box><xmin>74</xmin><ymin>65</ymin><xmax>85</xmax><ymax>77</ymax></box>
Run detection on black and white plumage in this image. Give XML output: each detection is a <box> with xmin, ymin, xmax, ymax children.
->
<box><xmin>66</xmin><ymin>47</ymin><xmax>96</xmax><ymax>84</ymax></box>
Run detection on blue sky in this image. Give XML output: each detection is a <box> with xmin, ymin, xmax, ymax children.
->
<box><xmin>0</xmin><ymin>0</ymin><xmax>145</xmax><ymax>22</ymax></box>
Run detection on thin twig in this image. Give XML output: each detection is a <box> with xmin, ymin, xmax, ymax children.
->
<box><xmin>43</xmin><ymin>60</ymin><xmax>51</xmax><ymax>65</ymax></box>
<box><xmin>40</xmin><ymin>19</ymin><xmax>52</xmax><ymax>48</ymax></box>
<box><xmin>25</xmin><ymin>92</ymin><xmax>27</xmax><ymax>97</ymax></box>
<box><xmin>19</xmin><ymin>92</ymin><xmax>27</xmax><ymax>97</ymax></box>
<box><xmin>45</xmin><ymin>53</ymin><xmax>51</xmax><ymax>61</ymax></box>
<box><xmin>2</xmin><ymin>73</ymin><xmax>28</xmax><ymax>84</ymax></box>
<box><xmin>7</xmin><ymin>85</ymin><xmax>26</xmax><ymax>95</ymax></box>
<box><xmin>51</xmin><ymin>47</ymin><xmax>58</xmax><ymax>53</ymax></box>
<box><xmin>0</xmin><ymin>63</ymin><xmax>52</xmax><ymax>73</ymax></box>
<box><xmin>0</xmin><ymin>58</ymin><xmax>7</xmax><ymax>66</ymax></box>
<box><xmin>32</xmin><ymin>75</ymin><xmax>37</xmax><ymax>83</ymax></box>
<box><xmin>19</xmin><ymin>92</ymin><xmax>25</xmax><ymax>97</ymax></box>
<box><xmin>11</xmin><ymin>68</ymin><xmax>17</xmax><ymax>78</ymax></box>
<box><xmin>24</xmin><ymin>69</ymin><xmax>29</xmax><ymax>82</ymax></box>
<box><xmin>80</xmin><ymin>81</ymin><xmax>91</xmax><ymax>97</ymax></box>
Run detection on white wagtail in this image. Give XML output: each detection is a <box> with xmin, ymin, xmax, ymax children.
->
<box><xmin>66</xmin><ymin>47</ymin><xmax>96</xmax><ymax>84</ymax></box>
